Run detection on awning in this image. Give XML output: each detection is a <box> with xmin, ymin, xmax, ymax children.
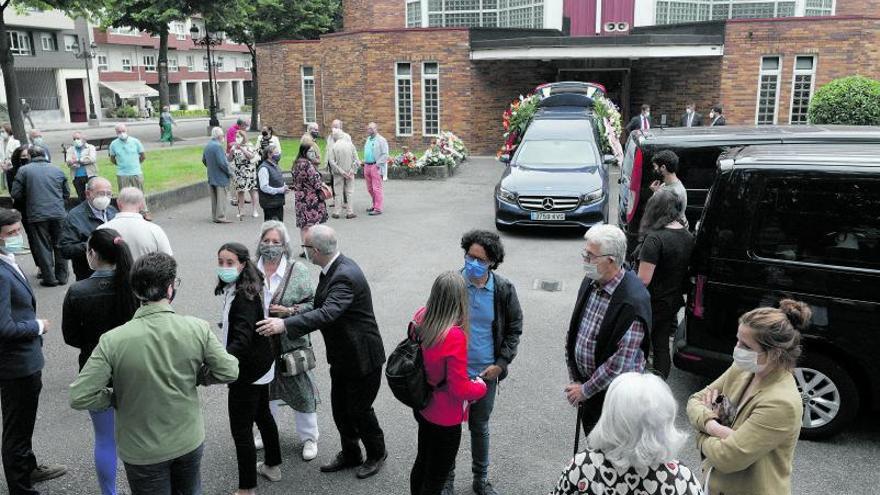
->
<box><xmin>99</xmin><ymin>81</ymin><xmax>159</xmax><ymax>99</ymax></box>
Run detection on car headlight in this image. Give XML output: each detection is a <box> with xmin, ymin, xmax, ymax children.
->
<box><xmin>497</xmin><ymin>187</ymin><xmax>518</xmax><ymax>203</ymax></box>
<box><xmin>581</xmin><ymin>189</ymin><xmax>604</xmax><ymax>204</ymax></box>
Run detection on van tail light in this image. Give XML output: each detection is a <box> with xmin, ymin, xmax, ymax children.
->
<box><xmin>626</xmin><ymin>147</ymin><xmax>643</xmax><ymax>223</ymax></box>
<box><xmin>692</xmin><ymin>274</ymin><xmax>706</xmax><ymax>319</ymax></box>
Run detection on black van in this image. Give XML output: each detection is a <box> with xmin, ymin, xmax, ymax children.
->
<box><xmin>673</xmin><ymin>143</ymin><xmax>880</xmax><ymax>439</ymax></box>
<box><xmin>618</xmin><ymin>125</ymin><xmax>880</xmax><ymax>253</ymax></box>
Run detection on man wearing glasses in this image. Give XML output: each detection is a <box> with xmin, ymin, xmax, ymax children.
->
<box><xmin>59</xmin><ymin>177</ymin><xmax>117</xmax><ymax>281</ymax></box>
<box><xmin>443</xmin><ymin>230</ymin><xmax>523</xmax><ymax>495</ymax></box>
<box><xmin>564</xmin><ymin>224</ymin><xmax>652</xmax><ymax>436</ymax></box>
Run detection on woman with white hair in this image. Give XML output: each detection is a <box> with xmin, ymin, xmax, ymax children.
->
<box><xmin>254</xmin><ymin>221</ymin><xmax>321</xmax><ymax>462</ymax></box>
<box><xmin>551</xmin><ymin>373</ymin><xmax>703</xmax><ymax>495</ymax></box>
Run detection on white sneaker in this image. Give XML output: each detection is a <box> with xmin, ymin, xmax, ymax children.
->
<box><xmin>254</xmin><ymin>434</ymin><xmax>264</xmax><ymax>451</ymax></box>
<box><xmin>257</xmin><ymin>461</ymin><xmax>282</xmax><ymax>482</ymax></box>
<box><xmin>302</xmin><ymin>439</ymin><xmax>318</xmax><ymax>461</ymax></box>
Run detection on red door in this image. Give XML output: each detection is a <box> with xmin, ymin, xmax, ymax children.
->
<box><xmin>66</xmin><ymin>79</ymin><xmax>87</xmax><ymax>123</ymax></box>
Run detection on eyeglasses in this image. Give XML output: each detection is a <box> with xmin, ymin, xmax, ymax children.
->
<box><xmin>581</xmin><ymin>249</ymin><xmax>613</xmax><ymax>262</ymax></box>
<box><xmin>301</xmin><ymin>244</ymin><xmax>314</xmax><ymax>251</ymax></box>
<box><xmin>464</xmin><ymin>254</ymin><xmax>489</xmax><ymax>267</ymax></box>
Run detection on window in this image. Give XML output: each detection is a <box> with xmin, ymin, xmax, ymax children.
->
<box><xmin>202</xmin><ymin>56</ymin><xmax>210</xmax><ymax>71</ymax></box>
<box><xmin>805</xmin><ymin>0</ymin><xmax>834</xmax><ymax>15</ymax></box>
<box><xmin>63</xmin><ymin>34</ymin><xmax>78</xmax><ymax>52</ymax></box>
<box><xmin>121</xmin><ymin>57</ymin><xmax>132</xmax><ymax>72</ymax></box>
<box><xmin>243</xmin><ymin>58</ymin><xmax>251</xmax><ymax>70</ymax></box>
<box><xmin>789</xmin><ymin>56</ymin><xmax>816</xmax><ymax>125</ymax></box>
<box><xmin>7</xmin><ymin>31</ymin><xmax>32</xmax><ymax>56</ymax></box>
<box><xmin>756</xmin><ymin>56</ymin><xmax>781</xmax><ymax>125</ymax></box>
<box><xmin>752</xmin><ymin>178</ymin><xmax>880</xmax><ymax>271</ymax></box>
<box><xmin>40</xmin><ymin>33</ymin><xmax>57</xmax><ymax>51</ymax></box>
<box><xmin>97</xmin><ymin>54</ymin><xmax>108</xmax><ymax>71</ymax></box>
<box><xmin>109</xmin><ymin>26</ymin><xmax>139</xmax><ymax>35</ymax></box>
<box><xmin>407</xmin><ymin>0</ymin><xmax>422</xmax><ymax>27</ymax></box>
<box><xmin>395</xmin><ymin>62</ymin><xmax>413</xmax><ymax>136</ymax></box>
<box><xmin>514</xmin><ymin>140</ymin><xmax>600</xmax><ymax>167</ymax></box>
<box><xmin>170</xmin><ymin>21</ymin><xmax>187</xmax><ymax>40</ymax></box>
<box><xmin>168</xmin><ymin>56</ymin><xmax>179</xmax><ymax>72</ymax></box>
<box><xmin>215</xmin><ymin>56</ymin><xmax>224</xmax><ymax>71</ymax></box>
<box><xmin>424</xmin><ymin>0</ymin><xmax>540</xmax><ymax>28</ymax></box>
<box><xmin>656</xmin><ymin>0</ymin><xmax>802</xmax><ymax>24</ymax></box>
<box><xmin>422</xmin><ymin>62</ymin><xmax>440</xmax><ymax>136</ymax></box>
<box><xmin>186</xmin><ymin>55</ymin><xmax>194</xmax><ymax>71</ymax></box>
<box><xmin>301</xmin><ymin>66</ymin><xmax>317</xmax><ymax>124</ymax></box>
<box><xmin>143</xmin><ymin>54</ymin><xmax>156</xmax><ymax>71</ymax></box>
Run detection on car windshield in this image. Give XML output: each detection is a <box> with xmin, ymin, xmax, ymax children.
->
<box><xmin>515</xmin><ymin>139</ymin><xmax>598</xmax><ymax>167</ymax></box>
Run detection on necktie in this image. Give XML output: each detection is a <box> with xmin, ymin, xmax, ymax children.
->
<box><xmin>688</xmin><ymin>114</ymin><xmax>693</xmax><ymax>127</ymax></box>
<box><xmin>642</xmin><ymin>116</ymin><xmax>649</xmax><ymax>131</ymax></box>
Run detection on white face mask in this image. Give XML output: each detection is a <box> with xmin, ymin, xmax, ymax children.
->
<box><xmin>92</xmin><ymin>195</ymin><xmax>111</xmax><ymax>211</ymax></box>
<box><xmin>0</xmin><ymin>132</ymin><xmax>7</xmax><ymax>139</ymax></box>
<box><xmin>686</xmin><ymin>108</ymin><xmax>693</xmax><ymax>114</ymax></box>
<box><xmin>73</xmin><ymin>139</ymin><xmax>83</xmax><ymax>147</ymax></box>
<box><xmin>118</xmin><ymin>132</ymin><xmax>128</xmax><ymax>140</ymax></box>
<box><xmin>709</xmin><ymin>112</ymin><xmax>715</xmax><ymax>119</ymax></box>
<box><xmin>583</xmin><ymin>262</ymin><xmax>601</xmax><ymax>280</ymax></box>
<box><xmin>732</xmin><ymin>346</ymin><xmax>766</xmax><ymax>374</ymax></box>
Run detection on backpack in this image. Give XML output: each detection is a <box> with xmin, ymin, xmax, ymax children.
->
<box><xmin>385</xmin><ymin>322</ymin><xmax>438</xmax><ymax>410</ymax></box>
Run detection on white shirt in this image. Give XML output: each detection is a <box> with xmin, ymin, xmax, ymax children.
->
<box><xmin>0</xmin><ymin>252</ymin><xmax>44</xmax><ymax>335</ymax></box>
<box><xmin>321</xmin><ymin>252</ymin><xmax>341</xmax><ymax>275</ymax></box>
<box><xmin>220</xmin><ymin>284</ymin><xmax>274</xmax><ymax>385</ymax></box>
<box><xmin>257</xmin><ymin>255</ymin><xmax>289</xmax><ymax>310</ymax></box>
<box><xmin>98</xmin><ymin>212</ymin><xmax>173</xmax><ymax>260</ymax></box>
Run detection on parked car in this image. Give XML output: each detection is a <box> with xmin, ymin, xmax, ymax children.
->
<box><xmin>494</xmin><ymin>93</ymin><xmax>612</xmax><ymax>230</ymax></box>
<box><xmin>673</xmin><ymin>143</ymin><xmax>880</xmax><ymax>439</ymax></box>
<box><xmin>618</xmin><ymin>125</ymin><xmax>880</xmax><ymax>254</ymax></box>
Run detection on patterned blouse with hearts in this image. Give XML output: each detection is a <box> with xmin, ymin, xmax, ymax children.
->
<box><xmin>550</xmin><ymin>449</ymin><xmax>704</xmax><ymax>495</ymax></box>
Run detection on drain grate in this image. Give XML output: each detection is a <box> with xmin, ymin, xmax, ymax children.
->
<box><xmin>533</xmin><ymin>279</ymin><xmax>563</xmax><ymax>292</ymax></box>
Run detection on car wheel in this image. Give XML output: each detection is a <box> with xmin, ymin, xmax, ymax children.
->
<box><xmin>794</xmin><ymin>353</ymin><xmax>859</xmax><ymax>440</ymax></box>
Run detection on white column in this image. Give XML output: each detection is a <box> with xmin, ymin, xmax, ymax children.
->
<box><xmin>178</xmin><ymin>81</ymin><xmax>188</xmax><ymax>107</ymax></box>
<box><xmin>236</xmin><ymin>80</ymin><xmax>245</xmax><ymax>108</ymax></box>
<box><xmin>194</xmin><ymin>81</ymin><xmax>204</xmax><ymax>109</ymax></box>
<box><xmin>219</xmin><ymin>80</ymin><xmax>233</xmax><ymax>114</ymax></box>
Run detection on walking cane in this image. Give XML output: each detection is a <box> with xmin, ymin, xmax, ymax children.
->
<box><xmin>573</xmin><ymin>403</ymin><xmax>583</xmax><ymax>457</ymax></box>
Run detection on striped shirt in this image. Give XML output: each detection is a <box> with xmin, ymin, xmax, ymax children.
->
<box><xmin>574</xmin><ymin>269</ymin><xmax>646</xmax><ymax>399</ymax></box>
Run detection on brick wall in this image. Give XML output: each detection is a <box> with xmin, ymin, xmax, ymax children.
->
<box><xmin>343</xmin><ymin>0</ymin><xmax>405</xmax><ymax>32</ymax></box>
<box><xmin>720</xmin><ymin>17</ymin><xmax>880</xmax><ymax>125</ymax></box>
<box><xmin>630</xmin><ymin>57</ymin><xmax>722</xmax><ymax>126</ymax></box>
<box><xmin>834</xmin><ymin>0</ymin><xmax>880</xmax><ymax>15</ymax></box>
<box><xmin>257</xmin><ymin>29</ymin><xmax>472</xmax><ymax>153</ymax></box>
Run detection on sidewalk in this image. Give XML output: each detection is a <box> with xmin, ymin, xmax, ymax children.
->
<box><xmin>35</xmin><ymin>113</ymin><xmax>248</xmax><ymax>133</ymax></box>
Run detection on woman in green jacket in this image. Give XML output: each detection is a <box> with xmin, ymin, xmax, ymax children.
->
<box><xmin>687</xmin><ymin>299</ymin><xmax>810</xmax><ymax>495</ymax></box>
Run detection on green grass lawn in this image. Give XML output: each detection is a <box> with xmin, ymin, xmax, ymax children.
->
<box><xmin>1</xmin><ymin>137</ymin><xmax>421</xmax><ymax>197</ymax></box>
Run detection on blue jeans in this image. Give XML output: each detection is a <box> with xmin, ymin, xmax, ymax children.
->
<box><xmin>448</xmin><ymin>378</ymin><xmax>498</xmax><ymax>482</ymax></box>
<box><xmin>89</xmin><ymin>409</ymin><xmax>117</xmax><ymax>495</ymax></box>
<box><xmin>123</xmin><ymin>444</ymin><xmax>203</xmax><ymax>495</ymax></box>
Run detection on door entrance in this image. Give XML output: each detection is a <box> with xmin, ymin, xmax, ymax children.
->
<box><xmin>557</xmin><ymin>69</ymin><xmax>630</xmax><ymax>121</ymax></box>
<box><xmin>66</xmin><ymin>79</ymin><xmax>87</xmax><ymax>123</ymax></box>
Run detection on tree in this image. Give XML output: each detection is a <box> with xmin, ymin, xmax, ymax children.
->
<box><xmin>94</xmin><ymin>0</ymin><xmax>193</xmax><ymax>114</ymax></box>
<box><xmin>1</xmin><ymin>0</ymin><xmax>94</xmax><ymax>141</ymax></box>
<box><xmin>208</xmin><ymin>0</ymin><xmax>339</xmax><ymax>131</ymax></box>
<box><xmin>808</xmin><ymin>75</ymin><xmax>880</xmax><ymax>126</ymax></box>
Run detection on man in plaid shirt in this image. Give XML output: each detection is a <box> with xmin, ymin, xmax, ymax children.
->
<box><xmin>564</xmin><ymin>224</ymin><xmax>652</xmax><ymax>435</ymax></box>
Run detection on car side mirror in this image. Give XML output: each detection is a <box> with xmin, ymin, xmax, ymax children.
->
<box><xmin>498</xmin><ymin>154</ymin><xmax>511</xmax><ymax>164</ymax></box>
<box><xmin>603</xmin><ymin>154</ymin><xmax>617</xmax><ymax>166</ymax></box>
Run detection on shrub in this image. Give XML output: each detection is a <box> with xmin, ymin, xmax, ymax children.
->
<box><xmin>114</xmin><ymin>105</ymin><xmax>139</xmax><ymax>118</ymax></box>
<box><xmin>178</xmin><ymin>102</ymin><xmax>188</xmax><ymax>111</ymax></box>
<box><xmin>808</xmin><ymin>75</ymin><xmax>880</xmax><ymax>125</ymax></box>
<box><xmin>241</xmin><ymin>105</ymin><xmax>252</xmax><ymax>113</ymax></box>
<box><xmin>171</xmin><ymin>109</ymin><xmax>210</xmax><ymax>118</ymax></box>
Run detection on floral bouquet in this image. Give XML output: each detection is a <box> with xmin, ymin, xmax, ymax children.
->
<box><xmin>387</xmin><ymin>148</ymin><xmax>419</xmax><ymax>169</ymax></box>
<box><xmin>436</xmin><ymin>131</ymin><xmax>468</xmax><ymax>160</ymax></box>
<box><xmin>417</xmin><ymin>147</ymin><xmax>456</xmax><ymax>168</ymax></box>
<box><xmin>592</xmin><ymin>95</ymin><xmax>623</xmax><ymax>156</ymax></box>
<box><xmin>498</xmin><ymin>93</ymin><xmax>540</xmax><ymax>157</ymax></box>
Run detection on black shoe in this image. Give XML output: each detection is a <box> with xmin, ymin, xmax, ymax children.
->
<box><xmin>31</xmin><ymin>463</ymin><xmax>67</xmax><ymax>483</ymax></box>
<box><xmin>366</xmin><ymin>207</ymin><xmax>374</xmax><ymax>213</ymax></box>
<box><xmin>473</xmin><ymin>479</ymin><xmax>500</xmax><ymax>495</ymax></box>
<box><xmin>320</xmin><ymin>452</ymin><xmax>363</xmax><ymax>473</ymax></box>
<box><xmin>368</xmin><ymin>210</ymin><xmax>382</xmax><ymax>216</ymax></box>
<box><xmin>356</xmin><ymin>451</ymin><xmax>387</xmax><ymax>479</ymax></box>
<box><xmin>39</xmin><ymin>280</ymin><xmax>59</xmax><ymax>287</ymax></box>
<box><xmin>441</xmin><ymin>475</ymin><xmax>455</xmax><ymax>495</ymax></box>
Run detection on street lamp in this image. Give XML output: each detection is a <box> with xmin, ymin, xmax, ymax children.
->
<box><xmin>73</xmin><ymin>41</ymin><xmax>99</xmax><ymax>122</ymax></box>
<box><xmin>190</xmin><ymin>22</ymin><xmax>222</xmax><ymax>128</ymax></box>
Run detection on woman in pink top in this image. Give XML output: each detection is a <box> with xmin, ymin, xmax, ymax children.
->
<box><xmin>411</xmin><ymin>271</ymin><xmax>488</xmax><ymax>495</ymax></box>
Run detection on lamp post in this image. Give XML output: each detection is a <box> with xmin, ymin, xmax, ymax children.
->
<box><xmin>73</xmin><ymin>41</ymin><xmax>99</xmax><ymax>122</ymax></box>
<box><xmin>190</xmin><ymin>21</ymin><xmax>221</xmax><ymax>128</ymax></box>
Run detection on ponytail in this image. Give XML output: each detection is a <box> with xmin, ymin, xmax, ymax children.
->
<box><xmin>88</xmin><ymin>229</ymin><xmax>139</xmax><ymax>319</ymax></box>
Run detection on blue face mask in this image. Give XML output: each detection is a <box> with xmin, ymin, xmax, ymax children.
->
<box><xmin>2</xmin><ymin>234</ymin><xmax>24</xmax><ymax>253</ymax></box>
<box><xmin>271</xmin><ymin>152</ymin><xmax>281</xmax><ymax>162</ymax></box>
<box><xmin>464</xmin><ymin>256</ymin><xmax>489</xmax><ymax>280</ymax></box>
<box><xmin>217</xmin><ymin>266</ymin><xmax>240</xmax><ymax>284</ymax></box>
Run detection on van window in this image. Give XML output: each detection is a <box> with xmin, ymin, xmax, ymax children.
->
<box><xmin>622</xmin><ymin>136</ymin><xmax>636</xmax><ymax>177</ymax></box>
<box><xmin>677</xmin><ymin>148</ymin><xmax>724</xmax><ymax>191</ymax></box>
<box><xmin>752</xmin><ymin>178</ymin><xmax>880</xmax><ymax>270</ymax></box>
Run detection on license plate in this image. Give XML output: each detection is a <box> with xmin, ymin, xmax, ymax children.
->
<box><xmin>530</xmin><ymin>212</ymin><xmax>565</xmax><ymax>221</ymax></box>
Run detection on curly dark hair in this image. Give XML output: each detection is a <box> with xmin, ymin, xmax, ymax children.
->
<box><xmin>652</xmin><ymin>149</ymin><xmax>680</xmax><ymax>174</ymax></box>
<box><xmin>460</xmin><ymin>229</ymin><xmax>505</xmax><ymax>270</ymax></box>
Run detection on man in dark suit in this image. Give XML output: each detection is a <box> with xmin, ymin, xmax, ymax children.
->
<box><xmin>680</xmin><ymin>102</ymin><xmax>704</xmax><ymax>128</ymax></box>
<box><xmin>563</xmin><ymin>224</ymin><xmax>652</xmax><ymax>437</ymax></box>
<box><xmin>58</xmin><ymin>177</ymin><xmax>117</xmax><ymax>281</ymax></box>
<box><xmin>625</xmin><ymin>104</ymin><xmax>653</xmax><ymax>134</ymax></box>
<box><xmin>257</xmin><ymin>225</ymin><xmax>387</xmax><ymax>479</ymax></box>
<box><xmin>709</xmin><ymin>105</ymin><xmax>727</xmax><ymax>126</ymax></box>
<box><xmin>0</xmin><ymin>208</ymin><xmax>67</xmax><ymax>494</ymax></box>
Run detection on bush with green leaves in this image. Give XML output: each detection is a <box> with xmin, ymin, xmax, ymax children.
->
<box><xmin>113</xmin><ymin>105</ymin><xmax>139</xmax><ymax>119</ymax></box>
<box><xmin>171</xmin><ymin>109</ymin><xmax>209</xmax><ymax>118</ymax></box>
<box><xmin>808</xmin><ymin>75</ymin><xmax>880</xmax><ymax>125</ymax></box>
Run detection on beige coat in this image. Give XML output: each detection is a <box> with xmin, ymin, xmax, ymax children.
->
<box><xmin>687</xmin><ymin>365</ymin><xmax>802</xmax><ymax>495</ymax></box>
<box><xmin>64</xmin><ymin>143</ymin><xmax>98</xmax><ymax>177</ymax></box>
<box><xmin>329</xmin><ymin>138</ymin><xmax>359</xmax><ymax>176</ymax></box>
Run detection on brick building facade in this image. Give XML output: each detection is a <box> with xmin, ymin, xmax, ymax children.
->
<box><xmin>257</xmin><ymin>0</ymin><xmax>879</xmax><ymax>155</ymax></box>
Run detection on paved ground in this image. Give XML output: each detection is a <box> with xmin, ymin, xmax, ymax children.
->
<box><xmin>38</xmin><ymin>115</ymin><xmax>248</xmax><ymax>155</ymax></box>
<box><xmin>5</xmin><ymin>157</ymin><xmax>879</xmax><ymax>494</ymax></box>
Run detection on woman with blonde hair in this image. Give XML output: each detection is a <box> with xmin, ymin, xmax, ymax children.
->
<box><xmin>687</xmin><ymin>299</ymin><xmax>810</xmax><ymax>495</ymax></box>
<box><xmin>410</xmin><ymin>271</ymin><xmax>487</xmax><ymax>495</ymax></box>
